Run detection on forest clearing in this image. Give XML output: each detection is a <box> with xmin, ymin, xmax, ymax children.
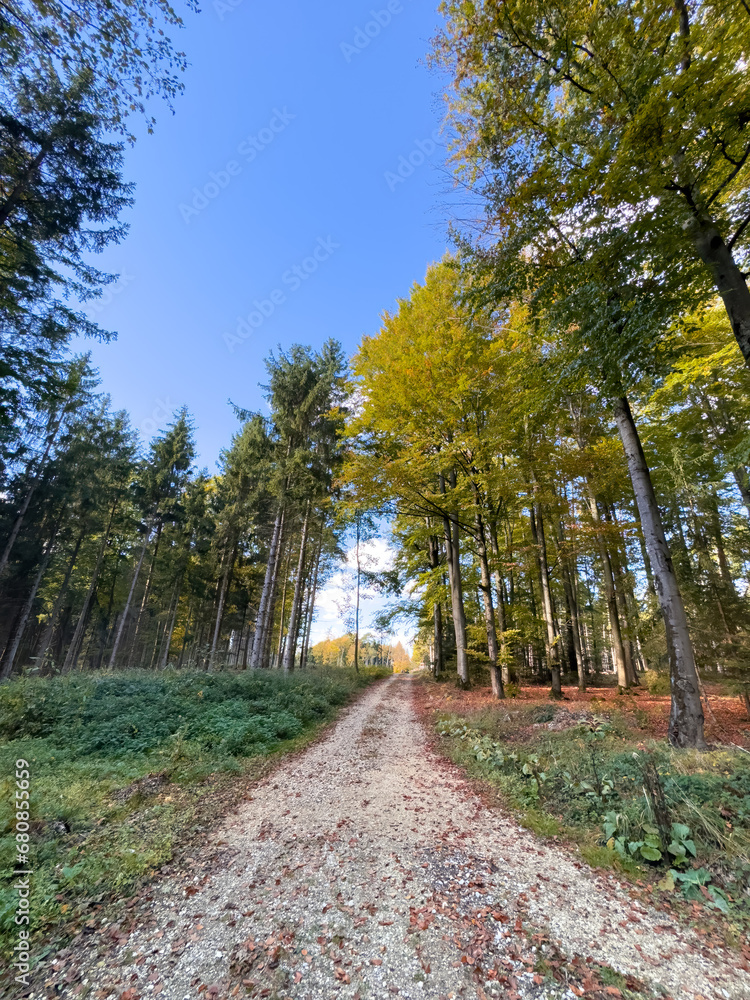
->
<box><xmin>4</xmin><ymin>0</ymin><xmax>750</xmax><ymax>996</ymax></box>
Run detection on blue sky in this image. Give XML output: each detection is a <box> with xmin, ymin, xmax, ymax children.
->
<box><xmin>79</xmin><ymin>0</ymin><xmax>452</xmax><ymax>468</ymax></box>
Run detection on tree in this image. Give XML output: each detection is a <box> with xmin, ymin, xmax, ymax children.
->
<box><xmin>108</xmin><ymin>408</ymin><xmax>195</xmax><ymax>668</ymax></box>
<box><xmin>1</xmin><ymin>0</ymin><xmax>195</xmax><ymax>134</ymax></box>
<box><xmin>0</xmin><ymin>70</ymin><xmax>133</xmax><ymax>429</ymax></box>
<box><xmin>250</xmin><ymin>341</ymin><xmax>348</xmax><ymax>671</ymax></box>
<box><xmin>434</xmin><ymin>0</ymin><xmax>750</xmax><ymax>364</ymax></box>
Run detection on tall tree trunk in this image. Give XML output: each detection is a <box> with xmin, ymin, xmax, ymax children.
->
<box><xmin>488</xmin><ymin>520</ymin><xmax>510</xmax><ymax>686</ymax></box>
<box><xmin>62</xmin><ymin>514</ymin><xmax>115</xmax><ymax>673</ymax></box>
<box><xmin>352</xmin><ymin>512</ymin><xmax>362</xmax><ymax>675</ymax></box>
<box><xmin>708</xmin><ymin>491</ymin><xmax>734</xmax><ymax>589</ymax></box>
<box><xmin>35</xmin><ymin>523</ymin><xmax>88</xmax><ymax>670</ymax></box>
<box><xmin>696</xmin><ymin>389</ymin><xmax>750</xmax><ymax>521</ymax></box>
<box><xmin>159</xmin><ymin>570</ymin><xmax>185</xmax><ymax>669</ymax></box>
<box><xmin>474</xmin><ymin>506</ymin><xmax>503</xmax><ymax>698</ymax></box>
<box><xmin>209</xmin><ymin>541</ymin><xmax>235</xmax><ymax>671</ymax></box>
<box><xmin>127</xmin><ymin>523</ymin><xmax>163</xmax><ymax>667</ymax></box>
<box><xmin>688</xmin><ymin>213</ymin><xmax>750</xmax><ymax>365</ymax></box>
<box><xmin>275</xmin><ymin>545</ymin><xmax>294</xmax><ymax>668</ymax></box>
<box><xmin>300</xmin><ymin>520</ymin><xmax>324</xmax><ymax>671</ymax></box>
<box><xmin>732</xmin><ymin>467</ymin><xmax>750</xmax><ymax>518</ymax></box>
<box><xmin>605</xmin><ymin>506</ymin><xmax>644</xmax><ymax>684</ymax></box>
<box><xmin>584</xmin><ymin>488</ymin><xmax>630</xmax><ymax>690</ymax></box>
<box><xmin>108</xmin><ymin>530</ymin><xmax>150</xmax><ymax>669</ymax></box>
<box><xmin>250</xmin><ymin>506</ymin><xmax>285</xmax><ymax>669</ymax></box>
<box><xmin>1</xmin><ymin>535</ymin><xmax>57</xmax><ymax>679</ymax></box>
<box><xmin>177</xmin><ymin>599</ymin><xmax>193</xmax><ymax>669</ymax></box>
<box><xmin>0</xmin><ymin>408</ymin><xmax>64</xmax><ymax>579</ymax></box>
<box><xmin>530</xmin><ymin>505</ymin><xmax>562</xmax><ymax>698</ymax></box>
<box><xmin>426</xmin><ymin>531</ymin><xmax>444</xmax><ymax>677</ymax></box>
<box><xmin>555</xmin><ymin>520</ymin><xmax>586</xmax><ymax>691</ymax></box>
<box><xmin>440</xmin><ymin>474</ymin><xmax>469</xmax><ymax>687</ymax></box>
<box><xmin>613</xmin><ymin>396</ymin><xmax>706</xmax><ymax>749</ymax></box>
<box><xmin>283</xmin><ymin>502</ymin><xmax>311</xmax><ymax>675</ymax></box>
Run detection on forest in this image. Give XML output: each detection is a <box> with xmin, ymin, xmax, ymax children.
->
<box><xmin>5</xmin><ymin>0</ymin><xmax>750</xmax><ymax>992</ymax></box>
<box><xmin>0</xmin><ymin>342</ymin><xmax>350</xmax><ymax>680</ymax></box>
<box><xmin>3</xmin><ymin>2</ymin><xmax>750</xmax><ymax>753</ymax></box>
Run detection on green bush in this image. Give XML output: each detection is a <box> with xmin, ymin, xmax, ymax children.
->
<box><xmin>642</xmin><ymin>670</ymin><xmax>671</xmax><ymax>696</ymax></box>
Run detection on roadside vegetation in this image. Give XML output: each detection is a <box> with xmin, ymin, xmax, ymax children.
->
<box><xmin>0</xmin><ymin>666</ymin><xmax>384</xmax><ymax>958</ymax></box>
<box><xmin>421</xmin><ymin>675</ymin><xmax>750</xmax><ymax>943</ymax></box>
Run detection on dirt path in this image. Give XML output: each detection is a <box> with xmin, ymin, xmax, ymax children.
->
<box><xmin>34</xmin><ymin>676</ymin><xmax>748</xmax><ymax>1000</ymax></box>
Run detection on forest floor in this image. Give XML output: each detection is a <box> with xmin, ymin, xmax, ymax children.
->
<box><xmin>19</xmin><ymin>675</ymin><xmax>750</xmax><ymax>1000</ymax></box>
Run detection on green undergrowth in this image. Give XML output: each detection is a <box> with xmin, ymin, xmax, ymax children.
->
<box><xmin>434</xmin><ymin>698</ymin><xmax>750</xmax><ymax>936</ymax></box>
<box><xmin>0</xmin><ymin>666</ymin><xmax>385</xmax><ymax>958</ymax></box>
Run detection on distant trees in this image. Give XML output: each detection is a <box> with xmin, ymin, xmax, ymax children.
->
<box><xmin>0</xmin><ymin>341</ymin><xmax>349</xmax><ymax>676</ymax></box>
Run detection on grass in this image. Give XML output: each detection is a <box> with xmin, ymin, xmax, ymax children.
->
<box><xmin>422</xmin><ymin>679</ymin><xmax>750</xmax><ymax>938</ymax></box>
<box><xmin>0</xmin><ymin>665</ymin><xmax>386</xmax><ymax>959</ymax></box>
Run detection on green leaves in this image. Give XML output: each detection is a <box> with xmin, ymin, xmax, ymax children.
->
<box><xmin>639</xmin><ymin>845</ymin><xmax>662</xmax><ymax>862</ymax></box>
<box><xmin>601</xmin><ymin>815</ymin><xmax>707</xmax><ymax>871</ymax></box>
<box><xmin>670</xmin><ymin>868</ymin><xmax>730</xmax><ymax>913</ymax></box>
<box><xmin>665</xmin><ymin>821</ymin><xmax>697</xmax><ymax>867</ymax></box>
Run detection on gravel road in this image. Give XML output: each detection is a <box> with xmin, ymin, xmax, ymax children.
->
<box><xmin>31</xmin><ymin>675</ymin><xmax>750</xmax><ymax>1000</ymax></box>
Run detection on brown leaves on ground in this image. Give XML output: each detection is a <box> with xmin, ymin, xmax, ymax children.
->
<box><xmin>416</xmin><ymin>677</ymin><xmax>750</xmax><ymax>746</ymax></box>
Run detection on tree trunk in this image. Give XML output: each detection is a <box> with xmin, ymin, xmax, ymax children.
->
<box><xmin>584</xmin><ymin>488</ymin><xmax>630</xmax><ymax>690</ymax></box>
<box><xmin>1</xmin><ymin>536</ymin><xmax>56</xmax><ymax>679</ymax></box>
<box><xmin>159</xmin><ymin>571</ymin><xmax>184</xmax><ymax>669</ymax></box>
<box><xmin>62</xmin><ymin>522</ymin><xmax>113</xmax><ymax>673</ymax></box>
<box><xmin>209</xmin><ymin>541</ymin><xmax>235</xmax><ymax>671</ymax></box>
<box><xmin>440</xmin><ymin>475</ymin><xmax>469</xmax><ymax>687</ymax></box>
<box><xmin>708</xmin><ymin>491</ymin><xmax>734</xmax><ymax>589</ymax></box>
<box><xmin>283</xmin><ymin>502</ymin><xmax>311</xmax><ymax>674</ymax></box>
<box><xmin>555</xmin><ymin>520</ymin><xmax>586</xmax><ymax>690</ymax></box>
<box><xmin>300</xmin><ymin>521</ymin><xmax>324</xmax><ymax>670</ymax></box>
<box><xmin>732</xmin><ymin>467</ymin><xmax>750</xmax><ymax>517</ymax></box>
<box><xmin>488</xmin><ymin>520</ymin><xmax>511</xmax><ymax>686</ymax></box>
<box><xmin>426</xmin><ymin>529</ymin><xmax>445</xmax><ymax>677</ymax></box>
<box><xmin>0</xmin><ymin>408</ymin><xmax>64</xmax><ymax>580</ymax></box>
<box><xmin>613</xmin><ymin>396</ymin><xmax>706</xmax><ymax>748</ymax></box>
<box><xmin>127</xmin><ymin>523</ymin><xmax>163</xmax><ymax>667</ymax></box>
<box><xmin>275</xmin><ymin>544</ymin><xmax>294</xmax><ymax>667</ymax></box>
<box><xmin>529</xmin><ymin>505</ymin><xmax>562</xmax><ymax>698</ymax></box>
<box><xmin>353</xmin><ymin>513</ymin><xmax>361</xmax><ymax>674</ymax></box>
<box><xmin>108</xmin><ymin>530</ymin><xmax>150</xmax><ymax>669</ymax></box>
<box><xmin>688</xmin><ymin>214</ymin><xmax>750</xmax><ymax>365</ymax></box>
<box><xmin>474</xmin><ymin>507</ymin><xmax>503</xmax><ymax>698</ymax></box>
<box><xmin>250</xmin><ymin>506</ymin><xmax>285</xmax><ymax>669</ymax></box>
<box><xmin>35</xmin><ymin>523</ymin><xmax>88</xmax><ymax>670</ymax></box>
<box><xmin>606</xmin><ymin>512</ymin><xmax>644</xmax><ymax>683</ymax></box>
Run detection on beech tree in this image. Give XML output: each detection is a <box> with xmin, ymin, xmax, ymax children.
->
<box><xmin>434</xmin><ymin>0</ymin><xmax>750</xmax><ymax>364</ymax></box>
